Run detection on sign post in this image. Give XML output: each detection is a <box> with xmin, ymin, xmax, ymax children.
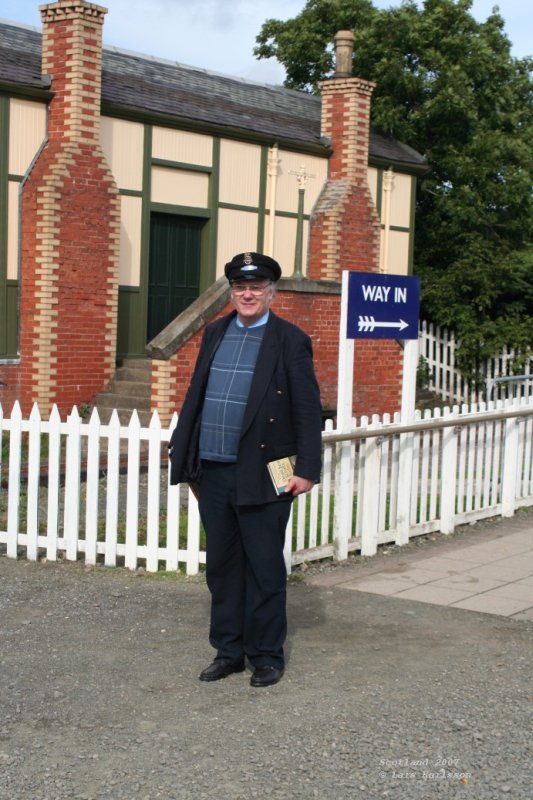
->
<box><xmin>336</xmin><ymin>271</ymin><xmax>421</xmax><ymax>554</ymax></box>
<box><xmin>337</xmin><ymin>271</ymin><xmax>355</xmax><ymax>430</ymax></box>
<box><xmin>333</xmin><ymin>271</ymin><xmax>355</xmax><ymax>561</ymax></box>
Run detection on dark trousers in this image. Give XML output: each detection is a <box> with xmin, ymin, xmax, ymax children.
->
<box><xmin>198</xmin><ymin>460</ymin><xmax>292</xmax><ymax>669</ymax></box>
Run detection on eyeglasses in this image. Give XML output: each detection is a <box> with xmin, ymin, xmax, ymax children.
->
<box><xmin>230</xmin><ymin>281</ymin><xmax>271</xmax><ymax>296</ymax></box>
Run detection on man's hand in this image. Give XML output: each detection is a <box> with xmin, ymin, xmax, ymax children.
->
<box><xmin>286</xmin><ymin>475</ymin><xmax>314</xmax><ymax>496</ymax></box>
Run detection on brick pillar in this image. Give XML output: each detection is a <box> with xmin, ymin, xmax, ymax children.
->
<box><xmin>18</xmin><ymin>0</ymin><xmax>120</xmax><ymax>416</ymax></box>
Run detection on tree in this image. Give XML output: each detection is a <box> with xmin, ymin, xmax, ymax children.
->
<box><xmin>255</xmin><ymin>0</ymin><xmax>533</xmax><ymax>384</ymax></box>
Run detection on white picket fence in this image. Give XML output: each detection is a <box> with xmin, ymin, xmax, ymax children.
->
<box><xmin>1</xmin><ymin>398</ymin><xmax>532</xmax><ymax>574</ymax></box>
<box><xmin>419</xmin><ymin>320</ymin><xmax>533</xmax><ymax>404</ymax></box>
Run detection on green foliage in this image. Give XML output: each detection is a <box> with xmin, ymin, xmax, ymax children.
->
<box><xmin>255</xmin><ymin>0</ymin><xmax>533</xmax><ymax>382</ymax></box>
<box><xmin>255</xmin><ymin>0</ymin><xmax>376</xmax><ymax>92</ymax></box>
<box><xmin>416</xmin><ymin>355</ymin><xmax>433</xmax><ymax>390</ymax></box>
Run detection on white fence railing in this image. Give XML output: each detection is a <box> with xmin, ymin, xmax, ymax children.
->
<box><xmin>1</xmin><ymin>399</ymin><xmax>532</xmax><ymax>574</ymax></box>
<box><xmin>418</xmin><ymin>320</ymin><xmax>533</xmax><ymax>405</ymax></box>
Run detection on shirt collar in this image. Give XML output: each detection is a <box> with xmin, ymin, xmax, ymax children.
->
<box><xmin>235</xmin><ymin>310</ymin><xmax>270</xmax><ymax>329</ymax></box>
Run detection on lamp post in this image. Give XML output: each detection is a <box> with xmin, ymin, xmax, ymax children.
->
<box><xmin>289</xmin><ymin>164</ymin><xmax>315</xmax><ymax>278</ymax></box>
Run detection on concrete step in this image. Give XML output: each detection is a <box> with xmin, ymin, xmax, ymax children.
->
<box><xmin>96</xmin><ymin>393</ymin><xmax>150</xmax><ymax>412</ymax></box>
<box><xmin>114</xmin><ymin>368</ymin><xmax>152</xmax><ymax>383</ymax></box>
<box><xmin>93</xmin><ymin>358</ymin><xmax>153</xmax><ymax>427</ymax></box>
<box><xmin>105</xmin><ymin>379</ymin><xmax>151</xmax><ymax>398</ymax></box>
<box><xmin>117</xmin><ymin>358</ymin><xmax>152</xmax><ymax>375</ymax></box>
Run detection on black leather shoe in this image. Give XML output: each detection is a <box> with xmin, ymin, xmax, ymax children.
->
<box><xmin>250</xmin><ymin>666</ymin><xmax>284</xmax><ymax>688</ymax></box>
<box><xmin>199</xmin><ymin>658</ymin><xmax>245</xmax><ymax>682</ymax></box>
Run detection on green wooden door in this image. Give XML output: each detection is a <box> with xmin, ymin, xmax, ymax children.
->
<box><xmin>147</xmin><ymin>213</ymin><xmax>203</xmax><ymax>342</ymax></box>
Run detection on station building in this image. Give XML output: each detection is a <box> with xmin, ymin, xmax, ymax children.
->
<box><xmin>0</xmin><ymin>1</ymin><xmax>427</xmax><ymax>422</ymax></box>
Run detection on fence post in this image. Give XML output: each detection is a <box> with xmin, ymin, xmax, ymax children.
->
<box><xmin>440</xmin><ymin>408</ymin><xmax>459</xmax><ymax>533</ymax></box>
<box><xmin>104</xmin><ymin>410</ymin><xmax>121</xmax><ymax>567</ymax></box>
<box><xmin>396</xmin><ymin>428</ymin><xmax>414</xmax><ymax>545</ymax></box>
<box><xmin>333</xmin><ymin>420</ymin><xmax>355</xmax><ymax>561</ymax></box>
<box><xmin>125</xmin><ymin>410</ymin><xmax>141</xmax><ymax>571</ymax></box>
<box><xmin>64</xmin><ymin>407</ymin><xmax>82</xmax><ymax>561</ymax></box>
<box><xmin>85</xmin><ymin>408</ymin><xmax>101</xmax><ymax>566</ymax></box>
<box><xmin>6</xmin><ymin>401</ymin><xmax>22</xmax><ymax>559</ymax></box>
<box><xmin>333</xmin><ymin>271</ymin><xmax>354</xmax><ymax>562</ymax></box>
<box><xmin>46</xmin><ymin>405</ymin><xmax>61</xmax><ymax>562</ymax></box>
<box><xmin>360</xmin><ymin>420</ymin><xmax>381</xmax><ymax>556</ymax></box>
<box><xmin>26</xmin><ymin>404</ymin><xmax>42</xmax><ymax>562</ymax></box>
<box><xmin>320</xmin><ymin>419</ymin><xmax>334</xmax><ymax>548</ymax></box>
<box><xmin>146</xmin><ymin>411</ymin><xmax>162</xmax><ymax>572</ymax></box>
<box><xmin>501</xmin><ymin>401</ymin><xmax>520</xmax><ymax>517</ymax></box>
<box><xmin>166</xmin><ymin>413</ymin><xmax>180</xmax><ymax>573</ymax></box>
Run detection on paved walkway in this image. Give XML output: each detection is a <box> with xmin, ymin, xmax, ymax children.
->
<box><xmin>306</xmin><ymin>511</ymin><xmax>533</xmax><ymax>620</ymax></box>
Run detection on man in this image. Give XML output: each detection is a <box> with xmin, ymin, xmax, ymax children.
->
<box><xmin>169</xmin><ymin>252</ymin><xmax>322</xmax><ymax>687</ymax></box>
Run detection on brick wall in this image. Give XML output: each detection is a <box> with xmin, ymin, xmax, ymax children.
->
<box><xmin>0</xmin><ymin>365</ymin><xmax>19</xmax><ymax>411</ymax></box>
<box><xmin>152</xmin><ymin>287</ymin><xmax>402</xmax><ymax>426</ymax></box>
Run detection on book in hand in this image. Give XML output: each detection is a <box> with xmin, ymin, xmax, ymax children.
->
<box><xmin>267</xmin><ymin>455</ymin><xmax>296</xmax><ymax>495</ymax></box>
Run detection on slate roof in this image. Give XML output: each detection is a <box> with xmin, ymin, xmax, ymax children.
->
<box><xmin>0</xmin><ymin>19</ymin><xmax>427</xmax><ymax>172</ymax></box>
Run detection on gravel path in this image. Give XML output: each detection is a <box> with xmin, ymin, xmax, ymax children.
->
<box><xmin>1</xmin><ymin>517</ymin><xmax>531</xmax><ymax>800</ymax></box>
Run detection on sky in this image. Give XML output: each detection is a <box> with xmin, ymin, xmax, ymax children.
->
<box><xmin>0</xmin><ymin>0</ymin><xmax>530</xmax><ymax>85</ymax></box>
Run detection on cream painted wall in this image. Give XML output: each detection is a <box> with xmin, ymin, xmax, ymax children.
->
<box><xmin>119</xmin><ymin>195</ymin><xmax>142</xmax><ymax>286</ymax></box>
<box><xmin>216</xmin><ymin>208</ymin><xmax>258</xmax><ymax>276</ymax></box>
<box><xmin>152</xmin><ymin>126</ymin><xmax>212</xmax><ymax>166</ymax></box>
<box><xmin>389</xmin><ymin>172</ymin><xmax>413</xmax><ymax>229</ymax></box>
<box><xmin>151</xmin><ymin>166</ymin><xmax>209</xmax><ymax>207</ymax></box>
<box><xmin>271</xmin><ymin>216</ymin><xmax>308</xmax><ymax>277</ymax></box>
<box><xmin>219</xmin><ymin>140</ymin><xmax>261</xmax><ymax>207</ymax></box>
<box><xmin>367</xmin><ymin>167</ymin><xmax>413</xmax><ymax>229</ymax></box>
<box><xmin>8</xmin><ymin>98</ymin><xmax>46</xmax><ymax>176</ymax></box>
<box><xmin>368</xmin><ymin>167</ymin><xmax>414</xmax><ymax>275</ymax></box>
<box><xmin>7</xmin><ymin>181</ymin><xmax>19</xmax><ymax>280</ymax></box>
<box><xmin>381</xmin><ymin>228</ymin><xmax>410</xmax><ymax>275</ymax></box>
<box><xmin>100</xmin><ymin>117</ymin><xmax>144</xmax><ymax>191</ymax></box>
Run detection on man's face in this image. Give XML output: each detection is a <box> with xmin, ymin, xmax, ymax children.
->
<box><xmin>230</xmin><ymin>280</ymin><xmax>275</xmax><ymax>326</ymax></box>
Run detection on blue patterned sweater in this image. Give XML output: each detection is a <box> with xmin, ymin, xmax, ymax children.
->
<box><xmin>199</xmin><ymin>317</ymin><xmax>267</xmax><ymax>462</ymax></box>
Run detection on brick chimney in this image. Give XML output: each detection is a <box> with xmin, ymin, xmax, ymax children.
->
<box><xmin>307</xmin><ymin>31</ymin><xmax>402</xmax><ymax>417</ymax></box>
<box><xmin>18</xmin><ymin>0</ymin><xmax>120</xmax><ymax>415</ymax></box>
<box><xmin>307</xmin><ymin>30</ymin><xmax>381</xmax><ymax>280</ymax></box>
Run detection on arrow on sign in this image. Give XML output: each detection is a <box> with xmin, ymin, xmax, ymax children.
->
<box><xmin>358</xmin><ymin>316</ymin><xmax>409</xmax><ymax>333</ymax></box>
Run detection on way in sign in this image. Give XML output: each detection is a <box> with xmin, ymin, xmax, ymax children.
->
<box><xmin>361</xmin><ymin>284</ymin><xmax>407</xmax><ymax>303</ymax></box>
<box><xmin>346</xmin><ymin>271</ymin><xmax>420</xmax><ymax>339</ymax></box>
<box><xmin>358</xmin><ymin>316</ymin><xmax>409</xmax><ymax>333</ymax></box>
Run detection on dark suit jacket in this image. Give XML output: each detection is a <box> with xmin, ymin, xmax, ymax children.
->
<box><xmin>169</xmin><ymin>310</ymin><xmax>323</xmax><ymax>505</ymax></box>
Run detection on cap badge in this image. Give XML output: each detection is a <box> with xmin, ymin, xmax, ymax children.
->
<box><xmin>243</xmin><ymin>253</ymin><xmax>253</xmax><ymax>265</ymax></box>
